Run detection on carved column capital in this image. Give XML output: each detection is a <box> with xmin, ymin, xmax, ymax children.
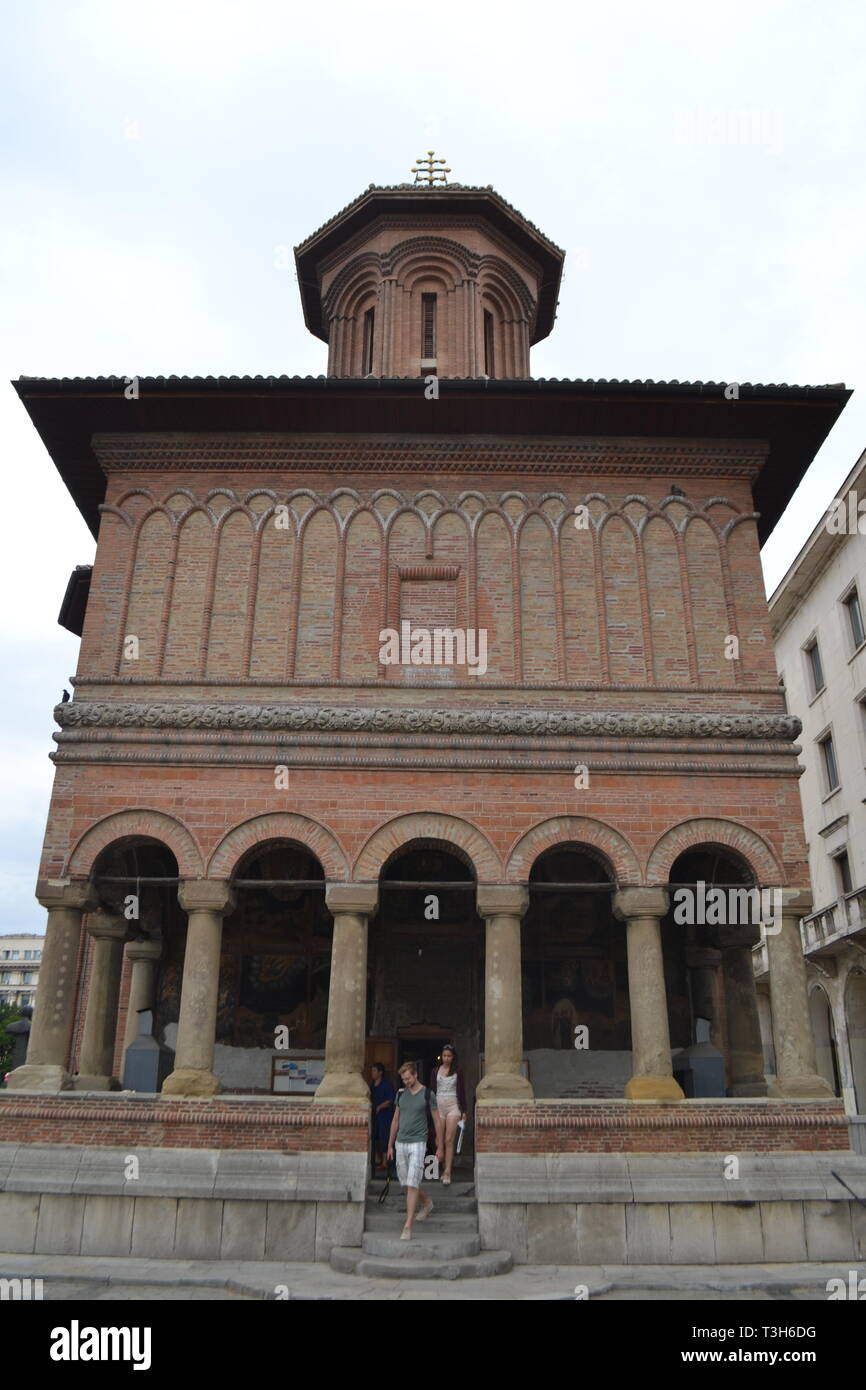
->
<box><xmin>36</xmin><ymin>879</ymin><xmax>99</xmax><ymax>913</ymax></box>
<box><xmin>126</xmin><ymin>937</ymin><xmax>163</xmax><ymax>964</ymax></box>
<box><xmin>325</xmin><ymin>882</ymin><xmax>379</xmax><ymax>917</ymax></box>
<box><xmin>86</xmin><ymin>910</ymin><xmax>129</xmax><ymax>942</ymax></box>
<box><xmin>178</xmin><ymin>880</ymin><xmax>235</xmax><ymax>915</ymax></box>
<box><xmin>612</xmin><ymin>886</ymin><xmax>669</xmax><ymax>921</ymax></box>
<box><xmin>476</xmin><ymin>885</ymin><xmax>528</xmax><ymax>920</ymax></box>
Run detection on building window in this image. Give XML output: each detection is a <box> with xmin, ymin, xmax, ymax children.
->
<box><xmin>21</xmin><ymin>972</ymin><xmax>34</xmax><ymax>985</ymax></box>
<box><xmin>833</xmin><ymin>849</ymin><xmax>853</xmax><ymax>895</ymax></box>
<box><xmin>19</xmin><ymin>994</ymin><xmax>30</xmax><ymax>1005</ymax></box>
<box><xmin>844</xmin><ymin>587</ymin><xmax>865</xmax><ymax>649</ymax></box>
<box><xmin>484</xmin><ymin>310</ymin><xmax>495</xmax><ymax>377</ymax></box>
<box><xmin>818</xmin><ymin>731</ymin><xmax>840</xmax><ymax>793</ymax></box>
<box><xmin>362</xmin><ymin>308</ymin><xmax>375</xmax><ymax>376</ymax></box>
<box><xmin>421</xmin><ymin>294</ymin><xmax>437</xmax><ymax>361</ymax></box>
<box><xmin>805</xmin><ymin>638</ymin><xmax>825</xmax><ymax>697</ymax></box>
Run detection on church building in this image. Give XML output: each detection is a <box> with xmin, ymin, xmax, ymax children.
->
<box><xmin>4</xmin><ymin>162</ymin><xmax>862</xmax><ymax>1272</ymax></box>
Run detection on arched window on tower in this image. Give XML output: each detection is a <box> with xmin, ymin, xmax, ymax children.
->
<box><xmin>362</xmin><ymin>307</ymin><xmax>375</xmax><ymax>376</ymax></box>
<box><xmin>483</xmin><ymin>309</ymin><xmax>495</xmax><ymax>377</ymax></box>
<box><xmin>421</xmin><ymin>293</ymin><xmax>437</xmax><ymax>370</ymax></box>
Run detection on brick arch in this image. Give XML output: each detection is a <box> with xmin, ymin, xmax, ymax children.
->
<box><xmin>207</xmin><ymin>813</ymin><xmax>349</xmax><ymax>881</ymax></box>
<box><xmin>646</xmin><ymin>818</ymin><xmax>783</xmax><ymax>886</ymax></box>
<box><xmin>354</xmin><ymin>813</ymin><xmax>501</xmax><ymax>882</ymax></box>
<box><xmin>505</xmin><ymin>816</ymin><xmax>641</xmax><ymax>886</ymax></box>
<box><xmin>66</xmin><ymin>810</ymin><xmax>204</xmax><ymax>879</ymax></box>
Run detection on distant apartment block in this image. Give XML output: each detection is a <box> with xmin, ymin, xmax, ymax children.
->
<box><xmin>0</xmin><ymin>934</ymin><xmax>44</xmax><ymax>1009</ymax></box>
<box><xmin>764</xmin><ymin>448</ymin><xmax>866</xmax><ymax>1124</ymax></box>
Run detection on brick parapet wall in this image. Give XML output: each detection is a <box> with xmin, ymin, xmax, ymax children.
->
<box><xmin>0</xmin><ymin>1095</ymin><xmax>369</xmax><ymax>1152</ymax></box>
<box><xmin>475</xmin><ymin>1101</ymin><xmax>850</xmax><ymax>1153</ymax></box>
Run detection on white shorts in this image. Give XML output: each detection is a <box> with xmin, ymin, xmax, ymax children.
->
<box><xmin>395</xmin><ymin>1141</ymin><xmax>426</xmax><ymax>1189</ymax></box>
<box><xmin>437</xmin><ymin>1095</ymin><xmax>460</xmax><ymax>1120</ymax></box>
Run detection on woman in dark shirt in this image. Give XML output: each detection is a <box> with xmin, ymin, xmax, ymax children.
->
<box><xmin>370</xmin><ymin>1062</ymin><xmax>395</xmax><ymax>1172</ymax></box>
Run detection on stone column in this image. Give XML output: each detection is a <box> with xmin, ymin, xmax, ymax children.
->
<box><xmin>766</xmin><ymin>888</ymin><xmax>833</xmax><ymax>1098</ymax></box>
<box><xmin>5</xmin><ymin>880</ymin><xmax>98</xmax><ymax>1092</ymax></box>
<box><xmin>613</xmin><ymin>887</ymin><xmax>684</xmax><ymax>1101</ymax></box>
<box><xmin>162</xmin><ymin>881</ymin><xmax>234</xmax><ymax>1097</ymax></box>
<box><xmin>314</xmin><ymin>883</ymin><xmax>378</xmax><ymax>1102</ymax></box>
<box><xmin>719</xmin><ymin>932</ymin><xmax>767</xmax><ymax>1097</ymax></box>
<box><xmin>686</xmin><ymin>945</ymin><xmax>724</xmax><ymax>1052</ymax></box>
<box><xmin>476</xmin><ymin>885</ymin><xmax>533</xmax><ymax>1102</ymax></box>
<box><xmin>122</xmin><ymin>936</ymin><xmax>163</xmax><ymax>1059</ymax></box>
<box><xmin>74</xmin><ymin>910</ymin><xmax>128</xmax><ymax>1090</ymax></box>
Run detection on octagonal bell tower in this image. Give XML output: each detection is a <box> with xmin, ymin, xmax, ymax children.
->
<box><xmin>294</xmin><ymin>162</ymin><xmax>564</xmax><ymax>379</ymax></box>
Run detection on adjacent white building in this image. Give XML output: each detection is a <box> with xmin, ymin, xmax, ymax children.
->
<box><xmin>763</xmin><ymin>449</ymin><xmax>866</xmax><ymax>1128</ymax></box>
<box><xmin>0</xmin><ymin>934</ymin><xmax>44</xmax><ymax>1010</ymax></box>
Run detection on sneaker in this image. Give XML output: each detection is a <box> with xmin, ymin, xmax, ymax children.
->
<box><xmin>417</xmin><ymin>1199</ymin><xmax>434</xmax><ymax>1221</ymax></box>
<box><xmin>400</xmin><ymin>1226</ymin><xmax>412</xmax><ymax>1240</ymax></box>
<box><xmin>442</xmin><ymin>1174</ymin><xmax>451</xmax><ymax>1186</ymax></box>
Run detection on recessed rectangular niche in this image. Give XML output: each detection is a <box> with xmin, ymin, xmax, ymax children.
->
<box><xmin>388</xmin><ymin>564</ymin><xmax>462</xmax><ymax>683</ymax></box>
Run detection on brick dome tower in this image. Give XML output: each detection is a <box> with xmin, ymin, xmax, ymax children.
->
<box><xmin>294</xmin><ymin>170</ymin><xmax>565</xmax><ymax>379</ymax></box>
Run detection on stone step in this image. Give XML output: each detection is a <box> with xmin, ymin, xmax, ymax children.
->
<box><xmin>364</xmin><ymin>1212</ymin><xmax>478</xmax><ymax>1233</ymax></box>
<box><xmin>365</xmin><ymin>1198</ymin><xmax>478</xmax><ymax>1217</ymax></box>
<box><xmin>366</xmin><ymin>1183</ymin><xmax>476</xmax><ymax>1205</ymax></box>
<box><xmin>361</xmin><ymin>1229</ymin><xmax>481</xmax><ymax>1259</ymax></box>
<box><xmin>329</xmin><ymin>1246</ymin><xmax>513</xmax><ymax>1280</ymax></box>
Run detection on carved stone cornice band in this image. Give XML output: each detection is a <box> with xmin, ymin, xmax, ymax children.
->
<box><xmin>55</xmin><ymin>701</ymin><xmax>801</xmax><ymax>742</ymax></box>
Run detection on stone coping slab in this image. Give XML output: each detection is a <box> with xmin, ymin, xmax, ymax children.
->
<box><xmin>0</xmin><ymin>1144</ymin><xmax>367</xmax><ymax>1203</ymax></box>
<box><xmin>475</xmin><ymin>1152</ymin><xmax>866</xmax><ymax>1204</ymax></box>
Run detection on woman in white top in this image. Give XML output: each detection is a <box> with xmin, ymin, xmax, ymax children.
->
<box><xmin>428</xmin><ymin>1043</ymin><xmax>466</xmax><ymax>1185</ymax></box>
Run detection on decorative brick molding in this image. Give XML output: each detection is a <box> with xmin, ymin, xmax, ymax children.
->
<box><xmin>475</xmin><ymin>1101</ymin><xmax>849</xmax><ymax>1153</ymax></box>
<box><xmin>65</xmin><ymin>808</ymin><xmax>205</xmax><ymax>879</ymax></box>
<box><xmin>0</xmin><ymin>1094</ymin><xmax>368</xmax><ymax>1152</ymax></box>
<box><xmin>56</xmin><ymin>701</ymin><xmax>802</xmax><ymax>742</ymax></box>
<box><xmin>207</xmin><ymin>812</ymin><xmax>349</xmax><ymax>880</ymax></box>
<box><xmin>505</xmin><ymin>816</ymin><xmax>642</xmax><ymax>886</ymax></box>
<box><xmin>354</xmin><ymin>811</ymin><xmax>501</xmax><ymax>880</ymax></box>
<box><xmin>646</xmin><ymin>817</ymin><xmax>784</xmax><ymax>885</ymax></box>
<box><xmin>92</xmin><ymin>434</ymin><xmax>765</xmax><ymax>475</ymax></box>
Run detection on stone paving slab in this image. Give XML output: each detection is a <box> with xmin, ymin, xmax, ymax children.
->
<box><xmin>1</xmin><ymin>1252</ymin><xmax>862</xmax><ymax>1300</ymax></box>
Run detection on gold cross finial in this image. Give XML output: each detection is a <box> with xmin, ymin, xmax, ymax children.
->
<box><xmin>411</xmin><ymin>150</ymin><xmax>451</xmax><ymax>186</ymax></box>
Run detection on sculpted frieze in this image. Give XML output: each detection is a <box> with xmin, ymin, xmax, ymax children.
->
<box><xmin>55</xmin><ymin>701</ymin><xmax>801</xmax><ymax>741</ymax></box>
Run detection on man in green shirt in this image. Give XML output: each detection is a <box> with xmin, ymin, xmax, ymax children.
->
<box><xmin>386</xmin><ymin>1060</ymin><xmax>444</xmax><ymax>1239</ymax></box>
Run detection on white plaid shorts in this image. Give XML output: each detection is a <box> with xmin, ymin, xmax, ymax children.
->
<box><xmin>395</xmin><ymin>1141</ymin><xmax>426</xmax><ymax>1189</ymax></box>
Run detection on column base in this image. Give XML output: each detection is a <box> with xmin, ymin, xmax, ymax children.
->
<box><xmin>767</xmin><ymin>1073</ymin><xmax>834</xmax><ymax>1099</ymax></box>
<box><xmin>313</xmin><ymin>1070</ymin><xmax>370</xmax><ymax>1103</ymax></box>
<box><xmin>625</xmin><ymin>1074</ymin><xmax>685</xmax><ymax>1101</ymax></box>
<box><xmin>3</xmin><ymin>1064</ymin><xmax>73</xmax><ymax>1092</ymax></box>
<box><xmin>72</xmin><ymin>1075</ymin><xmax>121</xmax><ymax>1092</ymax></box>
<box><xmin>161</xmin><ymin>1068</ymin><xmax>220</xmax><ymax>1097</ymax></box>
<box><xmin>476</xmin><ymin>1070</ymin><xmax>534</xmax><ymax>1103</ymax></box>
<box><xmin>730</xmin><ymin>1079</ymin><xmax>769</xmax><ymax>1098</ymax></box>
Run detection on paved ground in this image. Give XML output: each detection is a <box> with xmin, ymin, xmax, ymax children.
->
<box><xmin>2</xmin><ymin>1252</ymin><xmax>860</xmax><ymax>1300</ymax></box>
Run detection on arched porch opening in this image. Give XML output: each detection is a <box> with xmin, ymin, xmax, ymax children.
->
<box><xmin>166</xmin><ymin>839</ymin><xmax>331</xmax><ymax>1094</ymax></box>
<box><xmin>522</xmin><ymin>843</ymin><xmax>625</xmax><ymax>1098</ymax></box>
<box><xmin>843</xmin><ymin>969</ymin><xmax>866</xmax><ymax>1112</ymax></box>
<box><xmin>367</xmin><ymin>841</ymin><xmax>482</xmax><ymax>1144</ymax></box>
<box><xmin>809</xmin><ymin>983</ymin><xmax>841</xmax><ymax>1096</ymax></box>
<box><xmin>85</xmin><ymin>837</ymin><xmax>181</xmax><ymax>1088</ymax></box>
<box><xmin>667</xmin><ymin>845</ymin><xmax>766</xmax><ymax>1097</ymax></box>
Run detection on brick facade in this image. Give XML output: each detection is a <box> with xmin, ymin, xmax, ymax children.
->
<box><xmin>11</xmin><ymin>181</ymin><xmax>851</xmax><ymax>1156</ymax></box>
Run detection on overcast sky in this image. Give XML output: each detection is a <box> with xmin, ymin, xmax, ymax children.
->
<box><xmin>1</xmin><ymin>0</ymin><xmax>864</xmax><ymax>934</ymax></box>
